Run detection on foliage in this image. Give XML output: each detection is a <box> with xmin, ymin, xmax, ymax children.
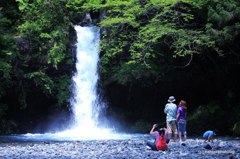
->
<box><xmin>98</xmin><ymin>0</ymin><xmax>210</xmax><ymax>84</ymax></box>
<box><xmin>0</xmin><ymin>0</ymin><xmax>19</xmax><ymax>117</ymax></box>
<box><xmin>16</xmin><ymin>0</ymin><xmax>71</xmax><ymax>68</ymax></box>
<box><xmin>187</xmin><ymin>101</ymin><xmax>239</xmax><ymax>134</ymax></box>
<box><xmin>131</xmin><ymin>120</ymin><xmax>151</xmax><ymax>133</ymax></box>
<box><xmin>67</xmin><ymin>0</ymin><xmax>240</xmax><ymax>86</ymax></box>
<box><xmin>0</xmin><ymin>0</ymin><xmax>73</xmax><ymax>126</ymax></box>
<box><xmin>233</xmin><ymin>121</ymin><xmax>240</xmax><ymax>136</ymax></box>
<box><xmin>53</xmin><ymin>75</ymin><xmax>71</xmax><ymax>106</ymax></box>
<box><xmin>188</xmin><ymin>104</ymin><xmax>223</xmax><ymax>123</ymax></box>
<box><xmin>25</xmin><ymin>71</ymin><xmax>54</xmax><ymax>95</ymax></box>
<box><xmin>14</xmin><ymin>0</ymin><xmax>72</xmax><ymax>108</ymax></box>
<box><xmin>206</xmin><ymin>0</ymin><xmax>240</xmax><ymax>48</ymax></box>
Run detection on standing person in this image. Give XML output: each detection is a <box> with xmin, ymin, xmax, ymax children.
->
<box><xmin>146</xmin><ymin>124</ymin><xmax>168</xmax><ymax>151</ymax></box>
<box><xmin>164</xmin><ymin>96</ymin><xmax>178</xmax><ymax>142</ymax></box>
<box><xmin>176</xmin><ymin>100</ymin><xmax>187</xmax><ymax>142</ymax></box>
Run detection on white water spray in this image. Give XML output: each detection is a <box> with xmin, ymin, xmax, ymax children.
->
<box><xmin>71</xmin><ymin>26</ymin><xmax>102</xmax><ymax>130</ymax></box>
<box><xmin>55</xmin><ymin>26</ymin><xmax>118</xmax><ymax>140</ymax></box>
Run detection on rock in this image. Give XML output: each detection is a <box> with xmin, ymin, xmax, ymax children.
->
<box><xmin>204</xmin><ymin>144</ymin><xmax>212</xmax><ymax>150</ymax></box>
<box><xmin>216</xmin><ymin>146</ymin><xmax>221</xmax><ymax>150</ymax></box>
<box><xmin>43</xmin><ymin>141</ymin><xmax>50</xmax><ymax>144</ymax></box>
<box><xmin>181</xmin><ymin>142</ymin><xmax>186</xmax><ymax>146</ymax></box>
<box><xmin>233</xmin><ymin>121</ymin><xmax>240</xmax><ymax>136</ymax></box>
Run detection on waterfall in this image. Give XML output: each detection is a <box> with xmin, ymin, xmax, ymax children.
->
<box><xmin>56</xmin><ymin>26</ymin><xmax>116</xmax><ymax>140</ymax></box>
<box><xmin>1</xmin><ymin>26</ymin><xmax>136</xmax><ymax>141</ymax></box>
<box><xmin>71</xmin><ymin>26</ymin><xmax>101</xmax><ymax>130</ymax></box>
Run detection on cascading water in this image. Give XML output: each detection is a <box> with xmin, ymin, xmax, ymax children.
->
<box><xmin>49</xmin><ymin>25</ymin><xmax>142</xmax><ymax>140</ymax></box>
<box><xmin>56</xmin><ymin>26</ymin><xmax>116</xmax><ymax>139</ymax></box>
<box><xmin>71</xmin><ymin>26</ymin><xmax>102</xmax><ymax>131</ymax></box>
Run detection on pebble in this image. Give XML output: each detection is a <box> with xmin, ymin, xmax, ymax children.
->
<box><xmin>0</xmin><ymin>139</ymin><xmax>239</xmax><ymax>158</ymax></box>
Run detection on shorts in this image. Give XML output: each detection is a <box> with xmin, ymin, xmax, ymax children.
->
<box><xmin>166</xmin><ymin>120</ymin><xmax>178</xmax><ymax>134</ymax></box>
<box><xmin>178</xmin><ymin>121</ymin><xmax>186</xmax><ymax>134</ymax></box>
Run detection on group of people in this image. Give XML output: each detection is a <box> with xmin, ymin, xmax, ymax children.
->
<box><xmin>164</xmin><ymin>96</ymin><xmax>187</xmax><ymax>143</ymax></box>
<box><xmin>146</xmin><ymin>96</ymin><xmax>216</xmax><ymax>151</ymax></box>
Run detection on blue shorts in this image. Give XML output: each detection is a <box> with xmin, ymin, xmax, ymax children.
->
<box><xmin>178</xmin><ymin>120</ymin><xmax>186</xmax><ymax>134</ymax></box>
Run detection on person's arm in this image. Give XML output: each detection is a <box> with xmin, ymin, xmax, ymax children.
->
<box><xmin>150</xmin><ymin>124</ymin><xmax>157</xmax><ymax>135</ymax></box>
<box><xmin>164</xmin><ymin>128</ymin><xmax>168</xmax><ymax>139</ymax></box>
<box><xmin>164</xmin><ymin>105</ymin><xmax>168</xmax><ymax>114</ymax></box>
<box><xmin>176</xmin><ymin>112</ymin><xmax>180</xmax><ymax>121</ymax></box>
<box><xmin>176</xmin><ymin>108</ymin><xmax>180</xmax><ymax>121</ymax></box>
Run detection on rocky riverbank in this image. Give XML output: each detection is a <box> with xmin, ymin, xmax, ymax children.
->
<box><xmin>0</xmin><ymin>138</ymin><xmax>239</xmax><ymax>159</ymax></box>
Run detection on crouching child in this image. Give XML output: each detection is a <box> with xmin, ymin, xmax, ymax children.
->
<box><xmin>203</xmin><ymin>130</ymin><xmax>217</xmax><ymax>142</ymax></box>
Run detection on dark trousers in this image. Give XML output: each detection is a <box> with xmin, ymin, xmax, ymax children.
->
<box><xmin>146</xmin><ymin>141</ymin><xmax>157</xmax><ymax>150</ymax></box>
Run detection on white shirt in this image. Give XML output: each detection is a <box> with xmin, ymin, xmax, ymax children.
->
<box><xmin>164</xmin><ymin>102</ymin><xmax>177</xmax><ymax>122</ymax></box>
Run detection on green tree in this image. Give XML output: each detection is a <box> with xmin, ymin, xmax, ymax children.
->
<box><xmin>69</xmin><ymin>0</ymin><xmax>239</xmax><ymax>86</ymax></box>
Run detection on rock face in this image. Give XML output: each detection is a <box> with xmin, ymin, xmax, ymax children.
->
<box><xmin>233</xmin><ymin>121</ymin><xmax>240</xmax><ymax>136</ymax></box>
<box><xmin>71</xmin><ymin>10</ymin><xmax>105</xmax><ymax>26</ymax></box>
<box><xmin>14</xmin><ymin>36</ymin><xmax>30</xmax><ymax>51</ymax></box>
<box><xmin>0</xmin><ymin>138</ymin><xmax>239</xmax><ymax>159</ymax></box>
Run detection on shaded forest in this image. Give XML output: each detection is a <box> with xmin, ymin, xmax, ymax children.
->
<box><xmin>0</xmin><ymin>0</ymin><xmax>240</xmax><ymax>136</ymax></box>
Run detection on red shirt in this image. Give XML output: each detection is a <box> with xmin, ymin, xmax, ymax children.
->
<box><xmin>156</xmin><ymin>136</ymin><xmax>168</xmax><ymax>151</ymax></box>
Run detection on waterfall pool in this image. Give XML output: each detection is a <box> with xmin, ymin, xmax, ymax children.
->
<box><xmin>0</xmin><ymin>133</ymin><xmax>151</xmax><ymax>142</ymax></box>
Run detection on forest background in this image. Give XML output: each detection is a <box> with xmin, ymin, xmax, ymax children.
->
<box><xmin>0</xmin><ymin>0</ymin><xmax>240</xmax><ymax>136</ymax></box>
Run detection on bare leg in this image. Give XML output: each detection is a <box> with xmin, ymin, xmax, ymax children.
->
<box><xmin>174</xmin><ymin>133</ymin><xmax>178</xmax><ymax>142</ymax></box>
<box><xmin>179</xmin><ymin>132</ymin><xmax>182</xmax><ymax>142</ymax></box>
<box><xmin>184</xmin><ymin>132</ymin><xmax>187</xmax><ymax>141</ymax></box>
<box><xmin>207</xmin><ymin>136</ymin><xmax>213</xmax><ymax>142</ymax></box>
<box><xmin>168</xmin><ymin>133</ymin><xmax>172</xmax><ymax>141</ymax></box>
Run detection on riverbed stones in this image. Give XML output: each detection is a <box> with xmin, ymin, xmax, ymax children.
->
<box><xmin>0</xmin><ymin>138</ymin><xmax>239</xmax><ymax>158</ymax></box>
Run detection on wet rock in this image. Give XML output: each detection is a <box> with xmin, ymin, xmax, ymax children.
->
<box><xmin>181</xmin><ymin>142</ymin><xmax>186</xmax><ymax>146</ymax></box>
<box><xmin>204</xmin><ymin>144</ymin><xmax>212</xmax><ymax>150</ymax></box>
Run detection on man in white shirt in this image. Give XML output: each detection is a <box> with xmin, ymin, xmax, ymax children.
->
<box><xmin>164</xmin><ymin>96</ymin><xmax>178</xmax><ymax>142</ymax></box>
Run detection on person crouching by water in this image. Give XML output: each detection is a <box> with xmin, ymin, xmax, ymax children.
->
<box><xmin>164</xmin><ymin>96</ymin><xmax>178</xmax><ymax>142</ymax></box>
<box><xmin>203</xmin><ymin>130</ymin><xmax>216</xmax><ymax>142</ymax></box>
<box><xmin>176</xmin><ymin>100</ymin><xmax>187</xmax><ymax>142</ymax></box>
<box><xmin>146</xmin><ymin>124</ymin><xmax>168</xmax><ymax>151</ymax></box>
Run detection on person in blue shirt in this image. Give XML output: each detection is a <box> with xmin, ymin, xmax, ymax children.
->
<box><xmin>203</xmin><ymin>130</ymin><xmax>216</xmax><ymax>142</ymax></box>
<box><xmin>164</xmin><ymin>96</ymin><xmax>178</xmax><ymax>142</ymax></box>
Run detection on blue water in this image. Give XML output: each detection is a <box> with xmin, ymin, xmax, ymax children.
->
<box><xmin>0</xmin><ymin>133</ymin><xmax>151</xmax><ymax>143</ymax></box>
<box><xmin>0</xmin><ymin>133</ymin><xmax>238</xmax><ymax>143</ymax></box>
